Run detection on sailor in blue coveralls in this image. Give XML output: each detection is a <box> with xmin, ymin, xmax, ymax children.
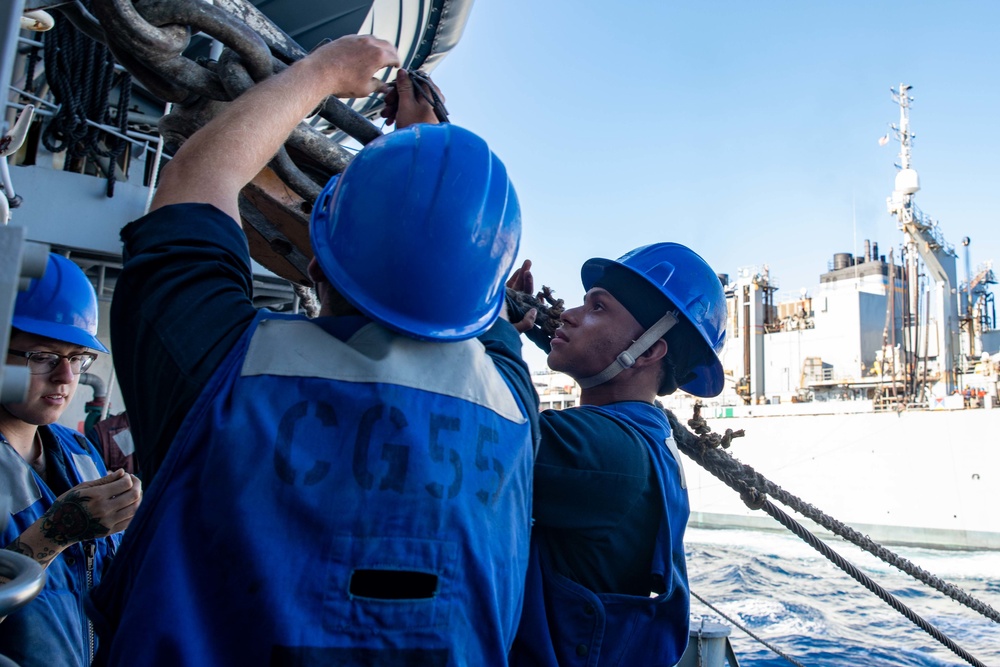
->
<box><xmin>1</xmin><ymin>253</ymin><xmax>143</xmax><ymax>667</ymax></box>
<box><xmin>506</xmin><ymin>244</ymin><xmax>728</xmax><ymax>666</ymax></box>
<box><xmin>87</xmin><ymin>36</ymin><xmax>538</xmax><ymax>666</ymax></box>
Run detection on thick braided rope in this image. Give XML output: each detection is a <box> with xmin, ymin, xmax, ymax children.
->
<box><xmin>666</xmin><ymin>405</ymin><xmax>993</xmax><ymax>665</ymax></box>
<box><xmin>292</xmin><ymin>284</ymin><xmax>320</xmax><ymax>318</ymax></box>
<box><xmin>667</xmin><ymin>406</ymin><xmax>1000</xmax><ymax>625</ymax></box>
<box><xmin>759</xmin><ymin>496</ymin><xmax>986</xmax><ymax>667</ymax></box>
<box><xmin>42</xmin><ymin>15</ymin><xmax>94</xmax><ymax>155</ymax></box>
<box><xmin>506</xmin><ymin>287</ymin><xmax>564</xmax><ymax>339</ymax></box>
<box><xmin>41</xmin><ymin>0</ymin><xmax>131</xmax><ymax>194</ymax></box>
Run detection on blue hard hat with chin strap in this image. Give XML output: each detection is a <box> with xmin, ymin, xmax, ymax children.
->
<box><xmin>12</xmin><ymin>253</ymin><xmax>108</xmax><ymax>353</ymax></box>
<box><xmin>579</xmin><ymin>243</ymin><xmax>727</xmax><ymax>397</ymax></box>
<box><xmin>310</xmin><ymin>123</ymin><xmax>521</xmax><ymax>341</ymax></box>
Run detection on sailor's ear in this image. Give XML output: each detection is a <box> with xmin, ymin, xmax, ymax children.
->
<box><xmin>638</xmin><ymin>338</ymin><xmax>668</xmax><ymax>365</ymax></box>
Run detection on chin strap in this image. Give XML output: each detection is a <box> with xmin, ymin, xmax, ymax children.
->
<box><xmin>577</xmin><ymin>311</ymin><xmax>679</xmax><ymax>390</ymax></box>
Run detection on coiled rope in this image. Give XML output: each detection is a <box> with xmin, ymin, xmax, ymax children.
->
<box><xmin>667</xmin><ymin>404</ymin><xmax>992</xmax><ymax>667</ymax></box>
<box><xmin>41</xmin><ymin>0</ymin><xmax>132</xmax><ymax>196</ymax></box>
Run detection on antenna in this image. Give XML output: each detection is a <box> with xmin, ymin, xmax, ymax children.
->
<box><xmin>890</xmin><ymin>84</ymin><xmax>915</xmax><ymax>170</ymax></box>
<box><xmin>963</xmin><ymin>236</ymin><xmax>972</xmax><ymax>317</ymax></box>
<box><xmin>853</xmin><ymin>192</ymin><xmax>859</xmax><ymax>285</ymax></box>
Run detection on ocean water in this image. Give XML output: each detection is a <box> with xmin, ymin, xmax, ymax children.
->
<box><xmin>685</xmin><ymin>527</ymin><xmax>1000</xmax><ymax>666</ymax></box>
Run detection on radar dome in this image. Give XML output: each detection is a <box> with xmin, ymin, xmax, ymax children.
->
<box><xmin>895</xmin><ymin>168</ymin><xmax>920</xmax><ymax>195</ymax></box>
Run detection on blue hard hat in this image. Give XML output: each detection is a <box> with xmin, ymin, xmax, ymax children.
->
<box><xmin>582</xmin><ymin>243</ymin><xmax>726</xmax><ymax>397</ymax></box>
<box><xmin>310</xmin><ymin>124</ymin><xmax>521</xmax><ymax>341</ymax></box>
<box><xmin>12</xmin><ymin>254</ymin><xmax>109</xmax><ymax>353</ymax></box>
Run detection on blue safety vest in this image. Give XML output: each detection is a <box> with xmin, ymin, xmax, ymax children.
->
<box><xmin>510</xmin><ymin>403</ymin><xmax>690</xmax><ymax>667</ymax></box>
<box><xmin>0</xmin><ymin>423</ymin><xmax>118</xmax><ymax>667</ymax></box>
<box><xmin>90</xmin><ymin>314</ymin><xmax>534</xmax><ymax>666</ymax></box>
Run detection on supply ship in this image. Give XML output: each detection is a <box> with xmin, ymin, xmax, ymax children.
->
<box><xmin>683</xmin><ymin>83</ymin><xmax>1000</xmax><ymax>552</ymax></box>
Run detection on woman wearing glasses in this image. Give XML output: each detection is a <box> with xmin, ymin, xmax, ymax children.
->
<box><xmin>0</xmin><ymin>253</ymin><xmax>141</xmax><ymax>667</ymax></box>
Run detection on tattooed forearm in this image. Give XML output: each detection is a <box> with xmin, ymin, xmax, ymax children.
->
<box><xmin>41</xmin><ymin>490</ymin><xmax>109</xmax><ymax>544</ymax></box>
<box><xmin>5</xmin><ymin>537</ymin><xmax>58</xmax><ymax>565</ymax></box>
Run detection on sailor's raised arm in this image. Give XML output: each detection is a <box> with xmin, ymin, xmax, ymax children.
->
<box><xmin>150</xmin><ymin>35</ymin><xmax>400</xmax><ymax>220</ymax></box>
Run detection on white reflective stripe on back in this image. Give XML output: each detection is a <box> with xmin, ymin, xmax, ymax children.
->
<box><xmin>242</xmin><ymin>320</ymin><xmax>527</xmax><ymax>424</ymax></box>
<box><xmin>663</xmin><ymin>435</ymin><xmax>686</xmax><ymax>490</ymax></box>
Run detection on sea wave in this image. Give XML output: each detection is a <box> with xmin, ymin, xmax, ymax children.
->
<box><xmin>686</xmin><ymin>527</ymin><xmax>1000</xmax><ymax>666</ymax></box>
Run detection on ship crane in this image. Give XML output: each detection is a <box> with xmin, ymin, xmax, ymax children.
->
<box><xmin>885</xmin><ymin>84</ymin><xmax>961</xmax><ymax>395</ymax></box>
<box><xmin>963</xmin><ymin>252</ymin><xmax>997</xmax><ymax>356</ymax></box>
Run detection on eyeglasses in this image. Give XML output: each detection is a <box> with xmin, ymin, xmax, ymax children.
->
<box><xmin>7</xmin><ymin>349</ymin><xmax>98</xmax><ymax>375</ymax></box>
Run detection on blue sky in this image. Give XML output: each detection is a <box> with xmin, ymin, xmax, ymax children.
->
<box><xmin>426</xmin><ymin>0</ymin><xmax>1000</xmax><ymax>328</ymax></box>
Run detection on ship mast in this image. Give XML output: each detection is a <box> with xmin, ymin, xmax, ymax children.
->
<box><xmin>885</xmin><ymin>84</ymin><xmax>960</xmax><ymax>398</ymax></box>
<box><xmin>892</xmin><ymin>85</ymin><xmax>914</xmax><ymax>171</ymax></box>
<box><xmin>888</xmin><ymin>85</ymin><xmax>921</xmax><ymax>399</ymax></box>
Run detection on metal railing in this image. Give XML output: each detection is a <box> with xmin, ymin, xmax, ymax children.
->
<box><xmin>0</xmin><ymin>551</ymin><xmax>45</xmax><ymax>621</ymax></box>
<box><xmin>0</xmin><ymin>227</ymin><xmax>49</xmax><ymax>627</ymax></box>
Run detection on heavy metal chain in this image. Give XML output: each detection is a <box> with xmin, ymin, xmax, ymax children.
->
<box><xmin>51</xmin><ymin>0</ymin><xmax>388</xmax><ymax>283</ymax></box>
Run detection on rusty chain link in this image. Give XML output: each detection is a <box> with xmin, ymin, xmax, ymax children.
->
<box><xmin>52</xmin><ymin>0</ymin><xmax>391</xmax><ymax>283</ymax></box>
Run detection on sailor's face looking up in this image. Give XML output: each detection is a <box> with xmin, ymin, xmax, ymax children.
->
<box><xmin>547</xmin><ymin>287</ymin><xmax>645</xmax><ymax>380</ymax></box>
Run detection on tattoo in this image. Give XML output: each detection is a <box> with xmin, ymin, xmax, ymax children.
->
<box><xmin>5</xmin><ymin>537</ymin><xmax>57</xmax><ymax>565</ymax></box>
<box><xmin>40</xmin><ymin>490</ymin><xmax>109</xmax><ymax>544</ymax></box>
<box><xmin>5</xmin><ymin>538</ymin><xmax>34</xmax><ymax>559</ymax></box>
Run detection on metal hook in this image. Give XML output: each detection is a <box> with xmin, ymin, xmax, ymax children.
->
<box><xmin>0</xmin><ymin>105</ymin><xmax>35</xmax><ymax>158</ymax></box>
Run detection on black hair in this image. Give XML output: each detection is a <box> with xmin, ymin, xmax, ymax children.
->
<box><xmin>657</xmin><ymin>317</ymin><xmax>712</xmax><ymax>395</ymax></box>
<box><xmin>315</xmin><ymin>279</ymin><xmax>362</xmax><ymax>317</ymax></box>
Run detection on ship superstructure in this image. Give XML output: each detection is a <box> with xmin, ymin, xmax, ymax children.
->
<box><xmin>677</xmin><ymin>85</ymin><xmax>1000</xmax><ymax>551</ymax></box>
<box><xmin>532</xmin><ymin>369</ymin><xmax>581</xmax><ymax>411</ymax></box>
<box><xmin>711</xmin><ymin>85</ymin><xmax>999</xmax><ymax>410</ymax></box>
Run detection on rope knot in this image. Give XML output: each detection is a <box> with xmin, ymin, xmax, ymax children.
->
<box><xmin>696</xmin><ymin>433</ymin><xmax>722</xmax><ymax>451</ymax></box>
<box><xmin>739</xmin><ymin>487</ymin><xmax>768</xmax><ymax>510</ymax></box>
<box><xmin>720</xmin><ymin>428</ymin><xmax>745</xmax><ymax>449</ymax></box>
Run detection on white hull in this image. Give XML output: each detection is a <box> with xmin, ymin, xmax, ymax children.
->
<box><xmin>683</xmin><ymin>404</ymin><xmax>1000</xmax><ymax>550</ymax></box>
